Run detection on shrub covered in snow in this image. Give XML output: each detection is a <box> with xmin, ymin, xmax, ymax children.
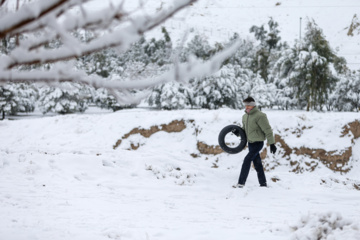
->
<box><xmin>0</xmin><ymin>83</ymin><xmax>38</xmax><ymax>115</ymax></box>
<box><xmin>290</xmin><ymin>212</ymin><xmax>359</xmax><ymax>240</ymax></box>
<box><xmin>38</xmin><ymin>83</ymin><xmax>91</xmax><ymax>114</ymax></box>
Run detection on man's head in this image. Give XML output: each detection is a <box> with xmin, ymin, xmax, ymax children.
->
<box><xmin>243</xmin><ymin>97</ymin><xmax>256</xmax><ymax>112</ymax></box>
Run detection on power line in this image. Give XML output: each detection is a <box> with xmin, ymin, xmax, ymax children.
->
<box><xmin>196</xmin><ymin>6</ymin><xmax>360</xmax><ymax>9</ymax></box>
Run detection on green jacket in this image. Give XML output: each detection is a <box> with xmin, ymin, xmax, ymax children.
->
<box><xmin>242</xmin><ymin>107</ymin><xmax>275</xmax><ymax>144</ymax></box>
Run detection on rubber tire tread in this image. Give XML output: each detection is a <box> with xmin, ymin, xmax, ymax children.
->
<box><xmin>218</xmin><ymin>125</ymin><xmax>247</xmax><ymax>154</ymax></box>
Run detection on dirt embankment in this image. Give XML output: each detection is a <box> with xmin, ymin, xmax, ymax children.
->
<box><xmin>260</xmin><ymin>134</ymin><xmax>352</xmax><ymax>173</ymax></box>
<box><xmin>261</xmin><ymin>120</ymin><xmax>359</xmax><ymax>173</ymax></box>
<box><xmin>113</xmin><ymin>119</ymin><xmax>187</xmax><ymax>150</ymax></box>
<box><xmin>113</xmin><ymin>119</ymin><xmax>360</xmax><ymax>173</ymax></box>
<box><xmin>197</xmin><ymin>141</ymin><xmax>223</xmax><ymax>155</ymax></box>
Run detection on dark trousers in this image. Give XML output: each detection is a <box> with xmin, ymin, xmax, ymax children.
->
<box><xmin>238</xmin><ymin>141</ymin><xmax>266</xmax><ymax>185</ymax></box>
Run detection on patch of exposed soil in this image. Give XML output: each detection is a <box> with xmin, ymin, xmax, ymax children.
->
<box><xmin>112</xmin><ymin>119</ymin><xmax>359</xmax><ymax>173</ymax></box>
<box><xmin>261</xmin><ymin>134</ymin><xmax>352</xmax><ymax>173</ymax></box>
<box><xmin>271</xmin><ymin>177</ymin><xmax>280</xmax><ymax>182</ymax></box>
<box><xmin>341</xmin><ymin>120</ymin><xmax>360</xmax><ymax>141</ymax></box>
<box><xmin>113</xmin><ymin>120</ymin><xmax>187</xmax><ymax>150</ymax></box>
<box><xmin>262</xmin><ymin>121</ymin><xmax>359</xmax><ymax>173</ymax></box>
<box><xmin>321</xmin><ymin>177</ymin><xmax>360</xmax><ymax>191</ymax></box>
<box><xmin>197</xmin><ymin>141</ymin><xmax>223</xmax><ymax>155</ymax></box>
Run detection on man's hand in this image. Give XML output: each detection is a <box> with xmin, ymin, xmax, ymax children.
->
<box><xmin>270</xmin><ymin>144</ymin><xmax>277</xmax><ymax>154</ymax></box>
<box><xmin>231</xmin><ymin>128</ymin><xmax>240</xmax><ymax>137</ymax></box>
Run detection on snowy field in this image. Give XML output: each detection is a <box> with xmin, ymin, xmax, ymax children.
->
<box><xmin>1</xmin><ymin>108</ymin><xmax>360</xmax><ymax>240</ymax></box>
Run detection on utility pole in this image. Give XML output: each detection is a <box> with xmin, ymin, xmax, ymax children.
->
<box><xmin>15</xmin><ymin>0</ymin><xmax>20</xmax><ymax>46</ymax></box>
<box><xmin>299</xmin><ymin>17</ymin><xmax>302</xmax><ymax>43</ymax></box>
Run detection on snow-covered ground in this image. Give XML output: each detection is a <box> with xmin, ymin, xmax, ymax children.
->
<box><xmin>1</xmin><ymin>108</ymin><xmax>359</xmax><ymax>240</ymax></box>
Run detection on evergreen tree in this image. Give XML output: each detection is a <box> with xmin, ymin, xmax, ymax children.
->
<box><xmin>192</xmin><ymin>65</ymin><xmax>255</xmax><ymax>109</ymax></box>
<box><xmin>226</xmin><ymin>33</ymin><xmax>256</xmax><ymax>69</ymax></box>
<box><xmin>181</xmin><ymin>34</ymin><xmax>219</xmax><ymax>62</ymax></box>
<box><xmin>117</xmin><ymin>27</ymin><xmax>172</xmax><ymax>67</ymax></box>
<box><xmin>274</xmin><ymin>20</ymin><xmax>338</xmax><ymax>111</ymax></box>
<box><xmin>330</xmin><ymin>72</ymin><xmax>360</xmax><ymax>111</ymax></box>
<box><xmin>299</xmin><ymin>20</ymin><xmax>338</xmax><ymax>110</ymax></box>
<box><xmin>247</xmin><ymin>74</ymin><xmax>277</xmax><ymax>108</ymax></box>
<box><xmin>38</xmin><ymin>83</ymin><xmax>90</xmax><ymax>114</ymax></box>
<box><xmin>119</xmin><ymin>37</ymin><xmax>148</xmax><ymax>65</ymax></box>
<box><xmin>250</xmin><ymin>17</ymin><xmax>285</xmax><ymax>83</ymax></box>
<box><xmin>143</xmin><ymin>27</ymin><xmax>173</xmax><ymax>66</ymax></box>
<box><xmin>272</xmin><ymin>48</ymin><xmax>298</xmax><ymax>109</ymax></box>
<box><xmin>78</xmin><ymin>49</ymin><xmax>121</xmax><ymax>78</ymax></box>
<box><xmin>92</xmin><ymin>88</ymin><xmax>136</xmax><ymax>111</ymax></box>
<box><xmin>0</xmin><ymin>86</ymin><xmax>16</xmax><ymax>115</ymax></box>
<box><xmin>0</xmin><ymin>83</ymin><xmax>38</xmax><ymax>115</ymax></box>
<box><xmin>76</xmin><ymin>28</ymin><xmax>174</xmax><ymax>111</ymax></box>
<box><xmin>147</xmin><ymin>82</ymin><xmax>193</xmax><ymax>110</ymax></box>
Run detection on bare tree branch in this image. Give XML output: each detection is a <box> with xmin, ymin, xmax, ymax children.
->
<box><xmin>0</xmin><ymin>0</ymin><xmax>70</xmax><ymax>38</ymax></box>
<box><xmin>5</xmin><ymin>0</ymin><xmax>197</xmax><ymax>69</ymax></box>
<box><xmin>26</xmin><ymin>5</ymin><xmax>127</xmax><ymax>51</ymax></box>
<box><xmin>0</xmin><ymin>0</ymin><xmax>95</xmax><ymax>38</ymax></box>
<box><xmin>0</xmin><ymin>41</ymin><xmax>241</xmax><ymax>90</ymax></box>
<box><xmin>0</xmin><ymin>0</ymin><xmax>243</xmax><ymax>106</ymax></box>
<box><xmin>0</xmin><ymin>0</ymin><xmax>7</xmax><ymax>7</ymax></box>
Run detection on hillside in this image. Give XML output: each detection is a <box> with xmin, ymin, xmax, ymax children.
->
<box><xmin>112</xmin><ymin>0</ymin><xmax>360</xmax><ymax>71</ymax></box>
<box><xmin>1</xmin><ymin>109</ymin><xmax>359</xmax><ymax>239</ymax></box>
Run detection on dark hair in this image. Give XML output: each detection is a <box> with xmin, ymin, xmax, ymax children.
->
<box><xmin>243</xmin><ymin>96</ymin><xmax>255</xmax><ymax>103</ymax></box>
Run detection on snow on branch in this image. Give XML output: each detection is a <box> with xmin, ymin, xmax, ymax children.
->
<box><xmin>0</xmin><ymin>0</ymin><xmax>240</xmax><ymax>104</ymax></box>
<box><xmin>0</xmin><ymin>41</ymin><xmax>241</xmax><ymax>99</ymax></box>
<box><xmin>1</xmin><ymin>0</ymin><xmax>197</xmax><ymax>69</ymax></box>
<box><xmin>0</xmin><ymin>0</ymin><xmax>77</xmax><ymax>38</ymax></box>
<box><xmin>0</xmin><ymin>0</ymin><xmax>7</xmax><ymax>7</ymax></box>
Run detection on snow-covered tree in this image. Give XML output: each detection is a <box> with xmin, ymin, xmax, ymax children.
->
<box><xmin>143</xmin><ymin>27</ymin><xmax>172</xmax><ymax>66</ymax></box>
<box><xmin>330</xmin><ymin>72</ymin><xmax>360</xmax><ymax>111</ymax></box>
<box><xmin>38</xmin><ymin>83</ymin><xmax>90</xmax><ymax>114</ymax></box>
<box><xmin>0</xmin><ymin>83</ymin><xmax>38</xmax><ymax>115</ymax></box>
<box><xmin>0</xmin><ymin>0</ymin><xmax>239</xmax><ymax>105</ymax></box>
<box><xmin>250</xmin><ymin>17</ymin><xmax>286</xmax><ymax>83</ymax></box>
<box><xmin>92</xmin><ymin>88</ymin><xmax>136</xmax><ymax>111</ymax></box>
<box><xmin>272</xmin><ymin>48</ymin><xmax>298</xmax><ymax>109</ymax></box>
<box><xmin>78</xmin><ymin>49</ymin><xmax>121</xmax><ymax>78</ymax></box>
<box><xmin>247</xmin><ymin>74</ymin><xmax>276</xmax><ymax>108</ymax></box>
<box><xmin>192</xmin><ymin>65</ymin><xmax>256</xmax><ymax>109</ymax></box>
<box><xmin>181</xmin><ymin>34</ymin><xmax>219</xmax><ymax>62</ymax></box>
<box><xmin>0</xmin><ymin>85</ymin><xmax>16</xmax><ymax>115</ymax></box>
<box><xmin>273</xmin><ymin>20</ymin><xmax>338</xmax><ymax>111</ymax></box>
<box><xmin>193</xmin><ymin>66</ymin><xmax>238</xmax><ymax>109</ymax></box>
<box><xmin>0</xmin><ymin>35</ymin><xmax>17</xmax><ymax>55</ymax></box>
<box><xmin>272</xmin><ymin>76</ymin><xmax>297</xmax><ymax>110</ymax></box>
<box><xmin>226</xmin><ymin>33</ymin><xmax>256</xmax><ymax>69</ymax></box>
<box><xmin>147</xmin><ymin>82</ymin><xmax>193</xmax><ymax>110</ymax></box>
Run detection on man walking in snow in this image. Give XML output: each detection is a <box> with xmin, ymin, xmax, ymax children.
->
<box><xmin>235</xmin><ymin>97</ymin><xmax>277</xmax><ymax>188</ymax></box>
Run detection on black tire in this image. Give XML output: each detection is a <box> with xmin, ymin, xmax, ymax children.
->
<box><xmin>218</xmin><ymin>125</ymin><xmax>247</xmax><ymax>154</ymax></box>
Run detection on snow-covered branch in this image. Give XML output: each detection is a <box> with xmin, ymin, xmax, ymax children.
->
<box><xmin>0</xmin><ymin>0</ymin><xmax>78</xmax><ymax>38</ymax></box>
<box><xmin>1</xmin><ymin>0</ymin><xmax>197</xmax><ymax>69</ymax></box>
<box><xmin>0</xmin><ymin>41</ymin><xmax>241</xmax><ymax>91</ymax></box>
<box><xmin>0</xmin><ymin>0</ymin><xmax>242</xmax><ymax>105</ymax></box>
<box><xmin>0</xmin><ymin>0</ymin><xmax>7</xmax><ymax>7</ymax></box>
